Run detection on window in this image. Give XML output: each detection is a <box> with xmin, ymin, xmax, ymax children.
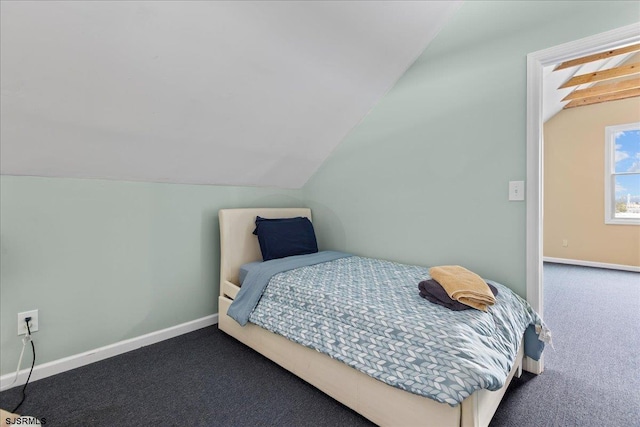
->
<box><xmin>605</xmin><ymin>122</ymin><xmax>640</xmax><ymax>225</ymax></box>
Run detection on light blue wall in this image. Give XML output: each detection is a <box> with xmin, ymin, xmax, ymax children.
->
<box><xmin>0</xmin><ymin>176</ymin><xmax>303</xmax><ymax>374</ymax></box>
<box><xmin>303</xmin><ymin>1</ymin><xmax>639</xmax><ymax>295</ymax></box>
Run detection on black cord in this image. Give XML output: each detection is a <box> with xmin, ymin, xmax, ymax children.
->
<box><xmin>12</xmin><ymin>322</ymin><xmax>36</xmax><ymax>413</ymax></box>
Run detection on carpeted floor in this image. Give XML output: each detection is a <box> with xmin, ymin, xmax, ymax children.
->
<box><xmin>1</xmin><ymin>263</ymin><xmax>638</xmax><ymax>426</ymax></box>
<box><xmin>0</xmin><ymin>326</ymin><xmax>373</xmax><ymax>427</ymax></box>
<box><xmin>490</xmin><ymin>263</ymin><xmax>640</xmax><ymax>427</ymax></box>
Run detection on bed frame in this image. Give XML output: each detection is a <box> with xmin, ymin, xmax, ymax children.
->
<box><xmin>218</xmin><ymin>208</ymin><xmax>523</xmax><ymax>427</ymax></box>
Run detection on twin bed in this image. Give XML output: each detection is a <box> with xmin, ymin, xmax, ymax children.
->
<box><xmin>217</xmin><ymin>208</ymin><xmax>543</xmax><ymax>427</ymax></box>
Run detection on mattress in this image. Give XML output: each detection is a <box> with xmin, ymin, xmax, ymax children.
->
<box><xmin>230</xmin><ymin>253</ymin><xmax>545</xmax><ymax>406</ymax></box>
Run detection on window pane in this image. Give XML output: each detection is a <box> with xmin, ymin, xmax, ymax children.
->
<box><xmin>614</xmin><ymin>174</ymin><xmax>640</xmax><ymax>219</ymax></box>
<box><xmin>614</xmin><ymin>129</ymin><xmax>640</xmax><ymax>174</ymax></box>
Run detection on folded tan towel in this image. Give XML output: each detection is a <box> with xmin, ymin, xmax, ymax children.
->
<box><xmin>429</xmin><ymin>265</ymin><xmax>496</xmax><ymax>311</ymax></box>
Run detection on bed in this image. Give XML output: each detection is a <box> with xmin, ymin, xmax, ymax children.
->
<box><xmin>218</xmin><ymin>208</ymin><xmax>539</xmax><ymax>427</ymax></box>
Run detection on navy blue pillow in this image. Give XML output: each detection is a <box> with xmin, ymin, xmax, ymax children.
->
<box><xmin>253</xmin><ymin>216</ymin><xmax>318</xmax><ymax>261</ymax></box>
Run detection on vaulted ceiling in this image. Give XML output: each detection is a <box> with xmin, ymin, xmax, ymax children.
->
<box><xmin>543</xmin><ymin>44</ymin><xmax>639</xmax><ymax>122</ymax></box>
<box><xmin>0</xmin><ymin>1</ymin><xmax>462</xmax><ymax>188</ymax></box>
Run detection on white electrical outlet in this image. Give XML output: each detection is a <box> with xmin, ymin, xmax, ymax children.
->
<box><xmin>18</xmin><ymin>310</ymin><xmax>39</xmax><ymax>335</ymax></box>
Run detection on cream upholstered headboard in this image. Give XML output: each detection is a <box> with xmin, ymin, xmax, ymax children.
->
<box><xmin>218</xmin><ymin>208</ymin><xmax>312</xmax><ymax>297</ymax></box>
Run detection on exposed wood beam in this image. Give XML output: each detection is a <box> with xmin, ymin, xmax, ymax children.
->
<box><xmin>563</xmin><ymin>87</ymin><xmax>640</xmax><ymax>109</ymax></box>
<box><xmin>562</xmin><ymin>78</ymin><xmax>640</xmax><ymax>101</ymax></box>
<box><xmin>554</xmin><ymin>43</ymin><xmax>640</xmax><ymax>71</ymax></box>
<box><xmin>559</xmin><ymin>63</ymin><xmax>640</xmax><ymax>89</ymax></box>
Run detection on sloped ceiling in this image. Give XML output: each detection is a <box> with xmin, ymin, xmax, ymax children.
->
<box><xmin>543</xmin><ymin>48</ymin><xmax>637</xmax><ymax>122</ymax></box>
<box><xmin>0</xmin><ymin>1</ymin><xmax>462</xmax><ymax>189</ymax></box>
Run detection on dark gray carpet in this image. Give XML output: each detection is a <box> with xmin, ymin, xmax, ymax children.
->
<box><xmin>490</xmin><ymin>263</ymin><xmax>640</xmax><ymax>427</ymax></box>
<box><xmin>1</xmin><ymin>263</ymin><xmax>638</xmax><ymax>426</ymax></box>
<box><xmin>0</xmin><ymin>327</ymin><xmax>373</xmax><ymax>426</ymax></box>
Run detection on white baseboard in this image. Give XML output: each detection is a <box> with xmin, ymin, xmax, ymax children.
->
<box><xmin>543</xmin><ymin>257</ymin><xmax>640</xmax><ymax>273</ymax></box>
<box><xmin>0</xmin><ymin>313</ymin><xmax>218</xmax><ymax>391</ymax></box>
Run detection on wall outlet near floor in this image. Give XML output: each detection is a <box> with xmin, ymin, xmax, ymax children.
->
<box><xmin>18</xmin><ymin>310</ymin><xmax>39</xmax><ymax>335</ymax></box>
<box><xmin>562</xmin><ymin>239</ymin><xmax>568</xmax><ymax>247</ymax></box>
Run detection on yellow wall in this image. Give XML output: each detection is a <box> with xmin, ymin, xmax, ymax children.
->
<box><xmin>544</xmin><ymin>97</ymin><xmax>640</xmax><ymax>267</ymax></box>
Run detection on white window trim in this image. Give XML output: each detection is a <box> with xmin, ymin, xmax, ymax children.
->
<box><xmin>604</xmin><ymin>121</ymin><xmax>640</xmax><ymax>225</ymax></box>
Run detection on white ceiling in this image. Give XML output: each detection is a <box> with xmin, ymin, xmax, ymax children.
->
<box><xmin>0</xmin><ymin>1</ymin><xmax>462</xmax><ymax>188</ymax></box>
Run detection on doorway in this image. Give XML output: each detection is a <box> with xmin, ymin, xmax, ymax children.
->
<box><xmin>525</xmin><ymin>23</ymin><xmax>640</xmax><ymax>374</ymax></box>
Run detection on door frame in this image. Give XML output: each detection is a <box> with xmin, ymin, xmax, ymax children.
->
<box><xmin>525</xmin><ymin>22</ymin><xmax>640</xmax><ymax>374</ymax></box>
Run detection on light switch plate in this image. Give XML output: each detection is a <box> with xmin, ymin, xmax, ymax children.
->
<box><xmin>509</xmin><ymin>181</ymin><xmax>525</xmax><ymax>201</ymax></box>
